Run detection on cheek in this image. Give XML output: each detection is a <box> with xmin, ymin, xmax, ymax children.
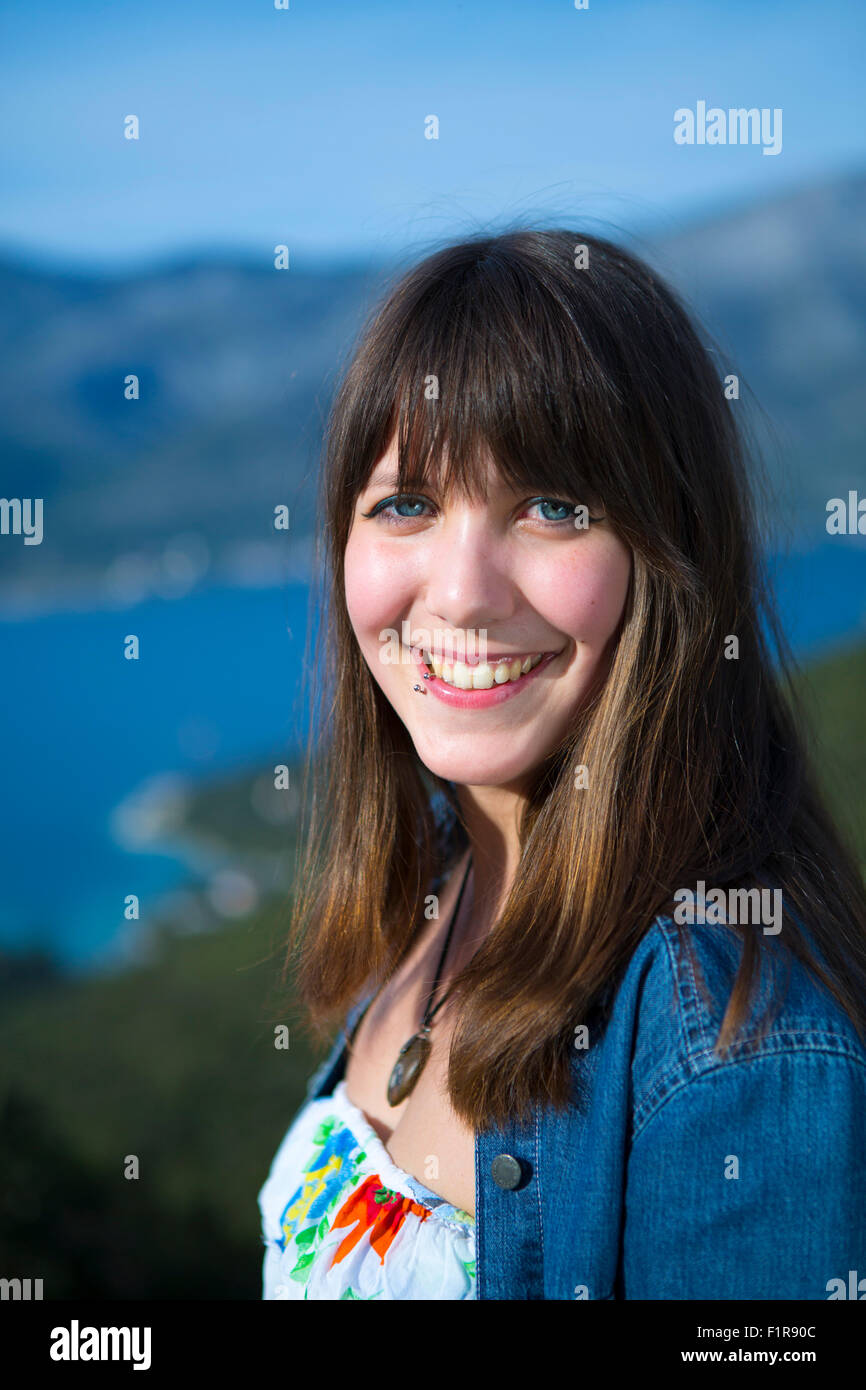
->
<box><xmin>343</xmin><ymin>531</ymin><xmax>414</xmax><ymax>647</ymax></box>
<box><xmin>531</xmin><ymin>539</ymin><xmax>631</xmax><ymax>647</ymax></box>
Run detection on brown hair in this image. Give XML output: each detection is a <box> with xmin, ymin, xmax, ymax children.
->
<box><xmin>281</xmin><ymin>227</ymin><xmax>866</xmax><ymax>1130</ymax></box>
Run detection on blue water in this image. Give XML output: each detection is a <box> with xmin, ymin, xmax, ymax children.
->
<box><xmin>1</xmin><ymin>542</ymin><xmax>864</xmax><ymax>974</ymax></box>
<box><xmin>0</xmin><ymin>582</ymin><xmax>315</xmax><ymax>972</ymax></box>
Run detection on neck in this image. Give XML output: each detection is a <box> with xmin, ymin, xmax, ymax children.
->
<box><xmin>453</xmin><ymin>780</ymin><xmax>528</xmax><ymax>951</ymax></box>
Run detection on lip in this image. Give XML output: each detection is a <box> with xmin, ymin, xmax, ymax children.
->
<box><xmin>413</xmin><ymin>648</ymin><xmax>559</xmax><ymax>709</ymax></box>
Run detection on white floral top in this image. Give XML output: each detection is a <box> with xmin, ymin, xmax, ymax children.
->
<box><xmin>258</xmin><ymin>1079</ymin><xmax>476</xmax><ymax>1299</ymax></box>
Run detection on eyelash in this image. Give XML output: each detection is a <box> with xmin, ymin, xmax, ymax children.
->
<box><xmin>360</xmin><ymin>494</ymin><xmax>604</xmax><ymax>527</ymax></box>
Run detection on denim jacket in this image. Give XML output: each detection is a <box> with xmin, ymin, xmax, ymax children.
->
<box><xmin>301</xmin><ymin>910</ymin><xmax>866</xmax><ymax>1300</ymax></box>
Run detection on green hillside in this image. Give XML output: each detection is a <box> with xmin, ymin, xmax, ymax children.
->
<box><xmin>797</xmin><ymin>641</ymin><xmax>866</xmax><ymax>865</ymax></box>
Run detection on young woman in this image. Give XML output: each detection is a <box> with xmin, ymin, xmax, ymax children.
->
<box><xmin>258</xmin><ymin>228</ymin><xmax>866</xmax><ymax>1300</ymax></box>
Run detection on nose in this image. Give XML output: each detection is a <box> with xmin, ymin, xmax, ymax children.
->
<box><xmin>422</xmin><ymin>507</ymin><xmax>517</xmax><ymax>632</ymax></box>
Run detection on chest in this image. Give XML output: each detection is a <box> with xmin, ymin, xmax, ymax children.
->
<box><xmin>342</xmin><ymin>927</ymin><xmax>477</xmax><ymax>1217</ymax></box>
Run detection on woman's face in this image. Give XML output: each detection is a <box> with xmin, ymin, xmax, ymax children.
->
<box><xmin>343</xmin><ymin>439</ymin><xmax>633</xmax><ymax>788</ymax></box>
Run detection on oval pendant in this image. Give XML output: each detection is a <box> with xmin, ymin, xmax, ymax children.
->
<box><xmin>387</xmin><ymin>1032</ymin><xmax>431</xmax><ymax>1106</ymax></box>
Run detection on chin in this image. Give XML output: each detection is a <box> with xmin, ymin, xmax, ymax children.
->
<box><xmin>410</xmin><ymin>735</ymin><xmax>544</xmax><ymax>789</ymax></box>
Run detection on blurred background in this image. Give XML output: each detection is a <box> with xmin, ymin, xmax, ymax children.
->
<box><xmin>0</xmin><ymin>0</ymin><xmax>864</xmax><ymax>1297</ymax></box>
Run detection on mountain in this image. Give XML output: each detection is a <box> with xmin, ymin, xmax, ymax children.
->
<box><xmin>647</xmin><ymin>169</ymin><xmax>866</xmax><ymax>537</ymax></box>
<box><xmin>1</xmin><ymin>170</ymin><xmax>864</xmax><ymax>611</ymax></box>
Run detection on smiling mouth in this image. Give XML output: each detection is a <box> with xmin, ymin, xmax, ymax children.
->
<box><xmin>422</xmin><ymin>651</ymin><xmax>547</xmax><ymax>690</ymax></box>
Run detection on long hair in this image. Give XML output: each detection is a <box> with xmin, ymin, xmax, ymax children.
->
<box><xmin>281</xmin><ymin>227</ymin><xmax>866</xmax><ymax>1130</ymax></box>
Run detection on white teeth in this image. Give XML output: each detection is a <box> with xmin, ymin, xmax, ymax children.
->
<box><xmin>428</xmin><ymin>653</ymin><xmax>544</xmax><ymax>689</ymax></box>
<box><xmin>471</xmin><ymin>663</ymin><xmax>495</xmax><ymax>689</ymax></box>
<box><xmin>452</xmin><ymin>664</ymin><xmax>473</xmax><ymax>690</ymax></box>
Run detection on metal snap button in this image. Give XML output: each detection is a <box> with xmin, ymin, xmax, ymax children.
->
<box><xmin>491</xmin><ymin>1153</ymin><xmax>523</xmax><ymax>1189</ymax></box>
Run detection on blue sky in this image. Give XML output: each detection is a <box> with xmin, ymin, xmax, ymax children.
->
<box><xmin>1</xmin><ymin>0</ymin><xmax>864</xmax><ymax>271</ymax></box>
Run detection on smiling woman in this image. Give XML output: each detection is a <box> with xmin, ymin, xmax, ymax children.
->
<box><xmin>258</xmin><ymin>228</ymin><xmax>866</xmax><ymax>1301</ymax></box>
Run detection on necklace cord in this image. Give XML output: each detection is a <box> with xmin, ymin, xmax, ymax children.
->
<box><xmin>421</xmin><ymin>853</ymin><xmax>473</xmax><ymax>1027</ymax></box>
<box><xmin>346</xmin><ymin>852</ymin><xmax>473</xmax><ymax>1047</ymax></box>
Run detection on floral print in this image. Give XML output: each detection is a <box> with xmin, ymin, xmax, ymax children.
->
<box><xmin>259</xmin><ymin>1081</ymin><xmax>476</xmax><ymax>1299</ymax></box>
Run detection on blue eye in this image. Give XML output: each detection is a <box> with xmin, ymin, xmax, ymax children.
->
<box><xmin>361</xmin><ymin>494</ymin><xmax>432</xmax><ymax>521</ymax></box>
<box><xmin>390</xmin><ymin>497</ymin><xmax>429</xmax><ymax>518</ymax></box>
<box><xmin>526</xmin><ymin>497</ymin><xmax>603</xmax><ymax>525</ymax></box>
<box><xmin>530</xmin><ymin>498</ymin><xmax>573</xmax><ymax>522</ymax></box>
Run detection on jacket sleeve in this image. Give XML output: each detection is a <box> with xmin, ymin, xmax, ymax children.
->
<box><xmin>621</xmin><ymin>1047</ymin><xmax>866</xmax><ymax>1299</ymax></box>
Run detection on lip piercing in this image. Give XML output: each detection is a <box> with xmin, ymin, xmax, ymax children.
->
<box><xmin>413</xmin><ymin>683</ymin><xmax>426</xmax><ymax>694</ymax></box>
